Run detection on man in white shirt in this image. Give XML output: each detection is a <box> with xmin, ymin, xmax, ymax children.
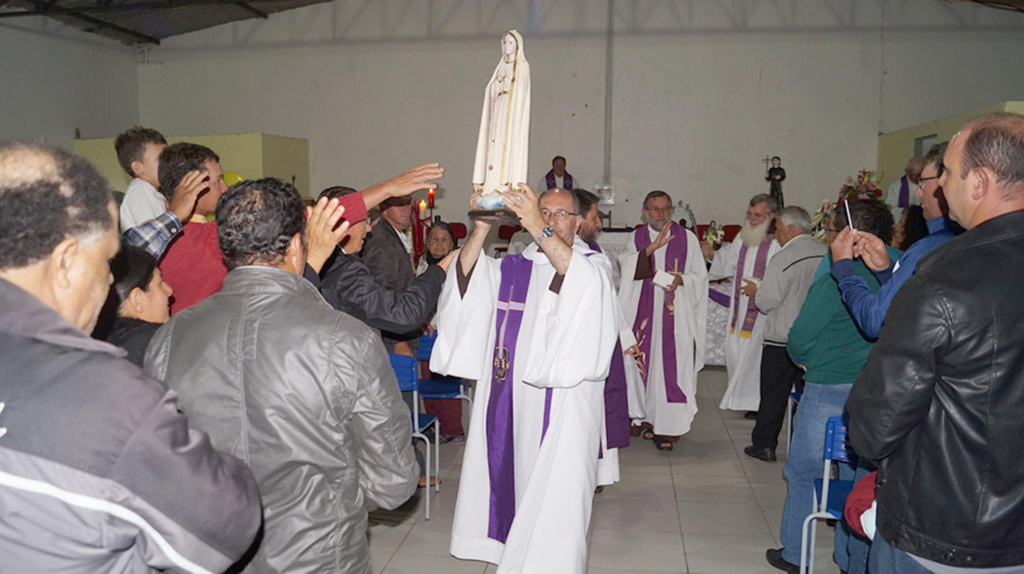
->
<box><xmin>115</xmin><ymin>126</ymin><xmax>168</xmax><ymax>232</ymax></box>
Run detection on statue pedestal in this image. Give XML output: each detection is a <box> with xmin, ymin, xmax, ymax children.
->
<box><xmin>469</xmin><ymin>209</ymin><xmax>520</xmax><ymax>225</ymax></box>
<box><xmin>469</xmin><ymin>192</ymin><xmax>520</xmax><ymax>224</ymax></box>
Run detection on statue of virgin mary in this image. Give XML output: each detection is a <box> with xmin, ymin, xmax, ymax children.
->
<box><xmin>472</xmin><ymin>30</ymin><xmax>531</xmax><ymax>212</ymax></box>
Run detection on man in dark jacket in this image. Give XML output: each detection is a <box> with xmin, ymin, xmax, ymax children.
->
<box><xmin>316</xmin><ymin>186</ymin><xmax>455</xmax><ymax>335</ymax></box>
<box><xmin>146</xmin><ymin>178</ymin><xmax>418</xmax><ymax>574</ymax></box>
<box><xmin>848</xmin><ymin>112</ymin><xmax>1024</xmax><ymax>572</ymax></box>
<box><xmin>361</xmin><ymin>194</ymin><xmax>423</xmax><ymax>354</ymax></box>
<box><xmin>0</xmin><ymin>142</ymin><xmax>261</xmax><ymax>573</ymax></box>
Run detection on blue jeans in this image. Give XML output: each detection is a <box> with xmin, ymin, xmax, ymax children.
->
<box><xmin>779</xmin><ymin>382</ymin><xmax>855</xmax><ymax>568</ymax></box>
<box><xmin>869</xmin><ymin>532</ymin><xmax>933</xmax><ymax>573</ymax></box>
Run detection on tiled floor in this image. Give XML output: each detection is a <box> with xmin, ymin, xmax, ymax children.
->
<box><xmin>368</xmin><ymin>367</ymin><xmax>842</xmax><ymax>573</ymax></box>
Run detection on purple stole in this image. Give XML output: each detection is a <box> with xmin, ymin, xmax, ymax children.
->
<box><xmin>545</xmin><ymin>170</ymin><xmax>573</xmax><ymax>190</ymax></box>
<box><xmin>632</xmin><ymin>223</ymin><xmax>688</xmax><ymax>404</ymax></box>
<box><xmin>898</xmin><ymin>175</ymin><xmax>910</xmax><ymax>208</ymax></box>
<box><xmin>729</xmin><ymin>240</ymin><xmax>772</xmax><ymax>338</ymax></box>
<box><xmin>486</xmin><ymin>255</ymin><xmax>532</xmax><ymax>543</ymax></box>
<box><xmin>588</xmin><ymin>241</ymin><xmax>631</xmax><ymax>450</ymax></box>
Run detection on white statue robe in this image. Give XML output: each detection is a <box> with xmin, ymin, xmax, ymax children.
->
<box><xmin>618</xmin><ymin>226</ymin><xmax>709</xmax><ymax>437</ymax></box>
<box><xmin>708</xmin><ymin>238</ymin><xmax>781</xmax><ymax>412</ymax></box>
<box><xmin>430</xmin><ymin>237</ymin><xmax>618</xmax><ymax>574</ymax></box>
<box><xmin>473</xmin><ymin>30</ymin><xmax>530</xmax><ymax>199</ymax></box>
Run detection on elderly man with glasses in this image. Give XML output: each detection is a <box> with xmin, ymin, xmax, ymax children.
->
<box><xmin>701</xmin><ymin>194</ymin><xmax>782</xmax><ymax>416</ymax></box>
<box><xmin>429</xmin><ymin>185</ymin><xmax>619</xmax><ymax>573</ymax></box>
<box><xmin>618</xmin><ymin>190</ymin><xmax>709</xmax><ymax>451</ymax></box>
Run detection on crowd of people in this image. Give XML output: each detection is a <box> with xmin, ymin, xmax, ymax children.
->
<box><xmin>1</xmin><ymin>111</ymin><xmax>1023</xmax><ymax>574</ymax></box>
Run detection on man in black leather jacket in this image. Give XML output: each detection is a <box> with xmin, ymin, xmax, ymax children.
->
<box><xmin>311</xmin><ymin>186</ymin><xmax>455</xmax><ymax>335</ymax></box>
<box><xmin>848</xmin><ymin>112</ymin><xmax>1024</xmax><ymax>572</ymax></box>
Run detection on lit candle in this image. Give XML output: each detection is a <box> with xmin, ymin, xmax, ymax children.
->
<box><xmin>419</xmin><ymin>199</ymin><xmax>427</xmax><ymax>219</ymax></box>
<box><xmin>428</xmin><ymin>188</ymin><xmax>435</xmax><ymax>208</ymax></box>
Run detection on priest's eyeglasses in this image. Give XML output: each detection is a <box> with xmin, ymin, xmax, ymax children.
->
<box><xmin>541</xmin><ymin>209</ymin><xmax>577</xmax><ymax>220</ymax></box>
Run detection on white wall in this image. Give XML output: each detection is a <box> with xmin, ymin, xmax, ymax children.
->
<box><xmin>136</xmin><ymin>0</ymin><xmax>1024</xmax><ymax>226</ymax></box>
<box><xmin>0</xmin><ymin>18</ymin><xmax>140</xmax><ymax>151</ymax></box>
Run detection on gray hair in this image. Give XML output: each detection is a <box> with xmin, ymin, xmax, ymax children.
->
<box><xmin>539</xmin><ymin>188</ymin><xmax>581</xmax><ymax>215</ymax></box>
<box><xmin>750</xmin><ymin>193</ymin><xmax>778</xmax><ymax>213</ymax></box>
<box><xmin>777</xmin><ymin>206</ymin><xmax>811</xmax><ymax>232</ymax></box>
<box><xmin>961</xmin><ymin>112</ymin><xmax>1024</xmax><ymax>195</ymax></box>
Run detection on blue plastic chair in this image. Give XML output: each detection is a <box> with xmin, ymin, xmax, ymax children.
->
<box><xmin>799</xmin><ymin>416</ymin><xmax>856</xmax><ymax>574</ymax></box>
<box><xmin>417</xmin><ymin>333</ymin><xmax>474</xmax><ymax>426</ymax></box>
<box><xmin>390</xmin><ymin>353</ymin><xmax>440</xmax><ymax>520</ymax></box>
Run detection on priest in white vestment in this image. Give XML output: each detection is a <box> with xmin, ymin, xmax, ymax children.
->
<box><xmin>883</xmin><ymin>157</ymin><xmax>924</xmax><ymax>220</ymax></box>
<box><xmin>573</xmin><ymin>188</ymin><xmax>646</xmax><ymax>485</ymax></box>
<box><xmin>618</xmin><ymin>191</ymin><xmax>708</xmax><ymax>450</ymax></box>
<box><xmin>701</xmin><ymin>194</ymin><xmax>781</xmax><ymax>413</ymax></box>
<box><xmin>431</xmin><ymin>187</ymin><xmax>618</xmax><ymax>573</ymax></box>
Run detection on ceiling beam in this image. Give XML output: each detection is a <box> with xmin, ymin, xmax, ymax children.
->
<box><xmin>0</xmin><ymin>0</ymin><xmax>274</xmax><ymax>18</ymax></box>
<box><xmin>70</xmin><ymin>11</ymin><xmax>160</xmax><ymax>43</ymax></box>
<box><xmin>234</xmin><ymin>1</ymin><xmax>267</xmax><ymax>18</ymax></box>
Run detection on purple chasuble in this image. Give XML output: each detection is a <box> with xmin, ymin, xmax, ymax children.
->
<box><xmin>487</xmin><ymin>255</ymin><xmax>532</xmax><ymax>543</ymax></box>
<box><xmin>632</xmin><ymin>223</ymin><xmax>688</xmax><ymax>404</ymax></box>
<box><xmin>729</xmin><ymin>240</ymin><xmax>771</xmax><ymax>338</ymax></box>
<box><xmin>898</xmin><ymin>175</ymin><xmax>910</xmax><ymax>208</ymax></box>
<box><xmin>587</xmin><ymin>241</ymin><xmax>631</xmax><ymax>449</ymax></box>
<box><xmin>545</xmin><ymin>169</ymin><xmax>573</xmax><ymax>190</ymax></box>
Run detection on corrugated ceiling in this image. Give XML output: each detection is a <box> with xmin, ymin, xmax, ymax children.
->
<box><xmin>2</xmin><ymin>0</ymin><xmax>1023</xmax><ymax>47</ymax></box>
<box><xmin>0</xmin><ymin>0</ymin><xmax>331</xmax><ymax>45</ymax></box>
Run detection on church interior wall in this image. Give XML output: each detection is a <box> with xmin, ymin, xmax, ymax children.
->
<box><xmin>0</xmin><ymin>17</ymin><xmax>140</xmax><ymax>152</ymax></box>
<box><xmin>5</xmin><ymin>0</ymin><xmax>1024</xmax><ymax>228</ymax></box>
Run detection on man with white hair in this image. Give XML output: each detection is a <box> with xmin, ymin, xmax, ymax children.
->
<box><xmin>701</xmin><ymin>194</ymin><xmax>781</xmax><ymax>414</ymax></box>
<box><xmin>884</xmin><ymin>156</ymin><xmax>925</xmax><ymax>220</ymax></box>
<box><xmin>741</xmin><ymin>206</ymin><xmax>826</xmax><ymax>461</ymax></box>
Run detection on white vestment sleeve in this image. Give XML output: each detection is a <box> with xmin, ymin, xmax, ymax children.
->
<box><xmin>429</xmin><ymin>258</ymin><xmax>500</xmax><ymax>379</ymax></box>
<box><xmin>707</xmin><ymin>240</ymin><xmax>740</xmax><ymax>281</ymax></box>
<box><xmin>679</xmin><ymin>231</ymin><xmax>710</xmax><ymax>370</ymax></box>
<box><xmin>521</xmin><ymin>251</ymin><xmax>618</xmax><ymax>389</ymax></box>
<box><xmin>616</xmin><ymin>232</ymin><xmax>648</xmax><ymax>420</ymax></box>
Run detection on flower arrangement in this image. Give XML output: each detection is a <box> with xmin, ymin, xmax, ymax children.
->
<box><xmin>839</xmin><ymin>170</ymin><xmax>883</xmax><ymax>202</ymax></box>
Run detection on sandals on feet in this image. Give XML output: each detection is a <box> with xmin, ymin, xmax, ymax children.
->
<box><xmin>652</xmin><ymin>436</ymin><xmax>674</xmax><ymax>451</ymax></box>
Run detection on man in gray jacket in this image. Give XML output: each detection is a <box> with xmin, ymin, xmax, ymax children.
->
<box><xmin>0</xmin><ymin>142</ymin><xmax>262</xmax><ymax>573</ymax></box>
<box><xmin>146</xmin><ymin>178</ymin><xmax>418</xmax><ymax>574</ymax></box>
<box><xmin>741</xmin><ymin>206</ymin><xmax>826</xmax><ymax>461</ymax></box>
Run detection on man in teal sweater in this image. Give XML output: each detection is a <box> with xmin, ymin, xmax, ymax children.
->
<box><xmin>767</xmin><ymin>199</ymin><xmax>900</xmax><ymax>574</ymax></box>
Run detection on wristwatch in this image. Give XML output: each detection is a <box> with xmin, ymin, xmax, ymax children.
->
<box><xmin>534</xmin><ymin>225</ymin><xmax>554</xmax><ymax>245</ymax></box>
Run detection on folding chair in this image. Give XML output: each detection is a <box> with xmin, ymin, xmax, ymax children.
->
<box><xmin>417</xmin><ymin>333</ymin><xmax>474</xmax><ymax>428</ymax></box>
<box><xmin>389</xmin><ymin>354</ymin><xmax>440</xmax><ymax>520</ymax></box>
<box><xmin>785</xmin><ymin>390</ymin><xmax>802</xmax><ymax>460</ymax></box>
<box><xmin>799</xmin><ymin>416</ymin><xmax>856</xmax><ymax>574</ymax></box>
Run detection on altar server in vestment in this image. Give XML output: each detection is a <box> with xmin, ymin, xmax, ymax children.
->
<box><xmin>701</xmin><ymin>194</ymin><xmax>780</xmax><ymax>414</ymax></box>
<box><xmin>884</xmin><ymin>157</ymin><xmax>924</xmax><ymax>221</ymax></box>
<box><xmin>618</xmin><ymin>191</ymin><xmax>708</xmax><ymax>451</ymax></box>
<box><xmin>574</xmin><ymin>188</ymin><xmax>645</xmax><ymax>484</ymax></box>
<box><xmin>430</xmin><ymin>186</ymin><xmax>618</xmax><ymax>573</ymax></box>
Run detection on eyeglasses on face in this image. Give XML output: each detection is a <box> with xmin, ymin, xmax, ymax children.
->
<box><xmin>645</xmin><ymin>206</ymin><xmax>673</xmax><ymax>215</ymax></box>
<box><xmin>917</xmin><ymin>176</ymin><xmax>940</xmax><ymax>187</ymax></box>
<box><xmin>540</xmin><ymin>209</ymin><xmax>577</xmax><ymax>220</ymax></box>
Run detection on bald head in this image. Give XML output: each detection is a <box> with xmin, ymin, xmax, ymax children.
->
<box><xmin>938</xmin><ymin>112</ymin><xmax>1024</xmax><ymax>229</ymax></box>
<box><xmin>906</xmin><ymin>157</ymin><xmax>926</xmax><ymax>184</ymax></box>
<box><xmin>0</xmin><ymin>143</ymin><xmax>113</xmax><ymax>269</ymax></box>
